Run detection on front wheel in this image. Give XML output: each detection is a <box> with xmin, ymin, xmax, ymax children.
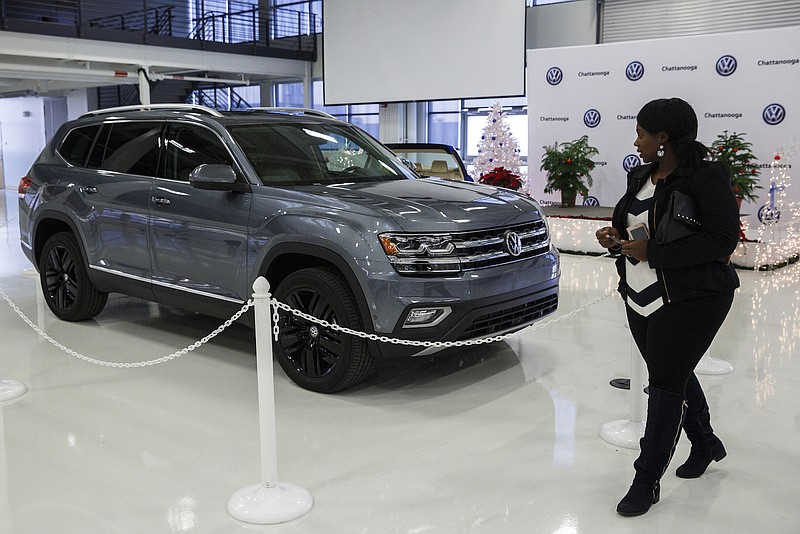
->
<box><xmin>273</xmin><ymin>267</ymin><xmax>374</xmax><ymax>393</ymax></box>
<box><xmin>39</xmin><ymin>232</ymin><xmax>108</xmax><ymax>321</ymax></box>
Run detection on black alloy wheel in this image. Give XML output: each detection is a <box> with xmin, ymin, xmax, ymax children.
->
<box><xmin>39</xmin><ymin>233</ymin><xmax>108</xmax><ymax>321</ymax></box>
<box><xmin>273</xmin><ymin>267</ymin><xmax>373</xmax><ymax>393</ymax></box>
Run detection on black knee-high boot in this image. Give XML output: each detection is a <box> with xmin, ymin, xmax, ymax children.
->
<box><xmin>617</xmin><ymin>387</ymin><xmax>686</xmax><ymax>516</ymax></box>
<box><xmin>675</xmin><ymin>373</ymin><xmax>726</xmax><ymax>478</ymax></box>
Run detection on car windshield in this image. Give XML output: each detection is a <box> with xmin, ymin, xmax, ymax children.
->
<box><xmin>389</xmin><ymin>148</ymin><xmax>466</xmax><ymax>181</ymax></box>
<box><xmin>228</xmin><ymin>122</ymin><xmax>416</xmax><ymax>186</ymax></box>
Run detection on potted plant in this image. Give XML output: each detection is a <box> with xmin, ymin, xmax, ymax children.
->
<box><xmin>710</xmin><ymin>130</ymin><xmax>761</xmax><ymax>209</ymax></box>
<box><xmin>478</xmin><ymin>166</ymin><xmax>523</xmax><ymax>190</ymax></box>
<box><xmin>540</xmin><ymin>135</ymin><xmax>599</xmax><ymax>207</ymax></box>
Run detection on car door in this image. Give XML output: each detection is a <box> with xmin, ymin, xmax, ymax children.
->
<box><xmin>69</xmin><ymin>121</ymin><xmax>159</xmax><ymax>299</ymax></box>
<box><xmin>149</xmin><ymin>121</ymin><xmax>251</xmax><ymax>316</ymax></box>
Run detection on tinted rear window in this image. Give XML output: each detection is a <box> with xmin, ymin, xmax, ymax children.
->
<box><xmin>88</xmin><ymin>122</ymin><xmax>163</xmax><ymax>176</ymax></box>
<box><xmin>58</xmin><ymin>125</ymin><xmax>101</xmax><ymax>167</ymax></box>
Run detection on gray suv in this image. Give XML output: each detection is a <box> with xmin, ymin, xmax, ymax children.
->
<box><xmin>18</xmin><ymin>104</ymin><xmax>560</xmax><ymax>392</ymax></box>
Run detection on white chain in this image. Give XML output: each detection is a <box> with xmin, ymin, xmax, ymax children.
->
<box><xmin>2</xmin><ymin>283</ymin><xmax>615</xmax><ymax>366</ymax></box>
<box><xmin>562</xmin><ymin>251</ymin><xmax>613</xmax><ymax>263</ymax></box>
<box><xmin>270</xmin><ymin>288</ymin><xmax>615</xmax><ymax>348</ymax></box>
<box><xmin>0</xmin><ymin>285</ymin><xmax>253</xmax><ymax>368</ymax></box>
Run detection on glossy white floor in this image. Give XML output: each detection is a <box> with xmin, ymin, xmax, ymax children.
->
<box><xmin>1</xmin><ymin>188</ymin><xmax>798</xmax><ymax>534</ymax></box>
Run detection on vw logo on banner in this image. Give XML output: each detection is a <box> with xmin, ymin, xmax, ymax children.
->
<box><xmin>716</xmin><ymin>55</ymin><xmax>737</xmax><ymax>76</ymax></box>
<box><xmin>763</xmin><ymin>103</ymin><xmax>786</xmax><ymax>125</ymax></box>
<box><xmin>623</xmin><ymin>154</ymin><xmax>641</xmax><ymax>172</ymax></box>
<box><xmin>758</xmin><ymin>205</ymin><xmax>781</xmax><ymax>224</ymax></box>
<box><xmin>583</xmin><ymin>196</ymin><xmax>600</xmax><ymax>207</ymax></box>
<box><xmin>546</xmin><ymin>67</ymin><xmax>563</xmax><ymax>86</ymax></box>
<box><xmin>626</xmin><ymin>61</ymin><xmax>645</xmax><ymax>81</ymax></box>
<box><xmin>584</xmin><ymin>109</ymin><xmax>601</xmax><ymax>128</ymax></box>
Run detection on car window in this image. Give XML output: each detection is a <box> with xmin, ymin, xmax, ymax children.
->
<box><xmin>389</xmin><ymin>148</ymin><xmax>465</xmax><ymax>180</ymax></box>
<box><xmin>58</xmin><ymin>125</ymin><xmax>101</xmax><ymax>167</ymax></box>
<box><xmin>228</xmin><ymin>122</ymin><xmax>414</xmax><ymax>186</ymax></box>
<box><xmin>86</xmin><ymin>122</ymin><xmax>163</xmax><ymax>176</ymax></box>
<box><xmin>164</xmin><ymin>123</ymin><xmax>233</xmax><ymax>182</ymax></box>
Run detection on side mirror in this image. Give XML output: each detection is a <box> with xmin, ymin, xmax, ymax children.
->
<box><xmin>189</xmin><ymin>164</ymin><xmax>250</xmax><ymax>192</ymax></box>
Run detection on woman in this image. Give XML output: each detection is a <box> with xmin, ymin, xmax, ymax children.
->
<box><xmin>595</xmin><ymin>97</ymin><xmax>740</xmax><ymax>516</ymax></box>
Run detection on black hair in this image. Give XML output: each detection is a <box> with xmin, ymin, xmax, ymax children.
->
<box><xmin>636</xmin><ymin>97</ymin><xmax>709</xmax><ymax>166</ymax></box>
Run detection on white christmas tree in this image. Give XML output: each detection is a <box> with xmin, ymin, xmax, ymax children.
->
<box><xmin>474</xmin><ymin>101</ymin><xmax>526</xmax><ymax>188</ymax></box>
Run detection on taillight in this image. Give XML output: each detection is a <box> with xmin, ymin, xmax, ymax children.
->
<box><xmin>18</xmin><ymin>176</ymin><xmax>32</xmax><ymax>199</ymax></box>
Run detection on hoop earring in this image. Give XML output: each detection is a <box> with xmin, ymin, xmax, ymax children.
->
<box><xmin>657</xmin><ymin>145</ymin><xmax>665</xmax><ymax>158</ymax></box>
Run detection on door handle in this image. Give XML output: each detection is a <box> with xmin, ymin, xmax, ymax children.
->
<box><xmin>151</xmin><ymin>196</ymin><xmax>171</xmax><ymax>206</ymax></box>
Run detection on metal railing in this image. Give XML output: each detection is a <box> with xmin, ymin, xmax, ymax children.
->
<box><xmin>0</xmin><ymin>0</ymin><xmax>318</xmax><ymax>60</ymax></box>
<box><xmin>189</xmin><ymin>85</ymin><xmax>252</xmax><ymax>110</ymax></box>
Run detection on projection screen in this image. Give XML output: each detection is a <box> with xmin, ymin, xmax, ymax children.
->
<box><xmin>322</xmin><ymin>0</ymin><xmax>526</xmax><ymax>105</ymax></box>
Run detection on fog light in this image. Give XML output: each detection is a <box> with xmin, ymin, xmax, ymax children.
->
<box><xmin>403</xmin><ymin>307</ymin><xmax>451</xmax><ymax>328</ymax></box>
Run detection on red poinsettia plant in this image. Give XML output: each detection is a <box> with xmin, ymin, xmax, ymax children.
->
<box><xmin>478</xmin><ymin>166</ymin><xmax>522</xmax><ymax>190</ymax></box>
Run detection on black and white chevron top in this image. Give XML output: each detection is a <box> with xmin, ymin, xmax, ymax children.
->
<box><xmin>625</xmin><ymin>179</ymin><xmax>664</xmax><ymax>316</ymax></box>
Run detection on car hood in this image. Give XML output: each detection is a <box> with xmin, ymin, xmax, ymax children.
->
<box><xmin>313</xmin><ymin>178</ymin><xmax>543</xmax><ymax>231</ymax></box>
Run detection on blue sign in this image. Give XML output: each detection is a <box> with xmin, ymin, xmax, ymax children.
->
<box><xmin>546</xmin><ymin>67</ymin><xmax>563</xmax><ymax>86</ymax></box>
<box><xmin>758</xmin><ymin>205</ymin><xmax>780</xmax><ymax>224</ymax></box>
<box><xmin>763</xmin><ymin>103</ymin><xmax>785</xmax><ymax>125</ymax></box>
<box><xmin>584</xmin><ymin>109</ymin><xmax>601</xmax><ymax>128</ymax></box>
<box><xmin>716</xmin><ymin>55</ymin><xmax>737</xmax><ymax>76</ymax></box>
<box><xmin>623</xmin><ymin>154</ymin><xmax>641</xmax><ymax>172</ymax></box>
<box><xmin>626</xmin><ymin>61</ymin><xmax>645</xmax><ymax>81</ymax></box>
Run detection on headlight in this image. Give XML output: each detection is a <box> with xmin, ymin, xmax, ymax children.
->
<box><xmin>378</xmin><ymin>233</ymin><xmax>460</xmax><ymax>275</ymax></box>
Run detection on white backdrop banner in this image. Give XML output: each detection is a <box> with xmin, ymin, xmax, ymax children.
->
<box><xmin>527</xmin><ymin>26</ymin><xmax>798</xmax><ymax>229</ymax></box>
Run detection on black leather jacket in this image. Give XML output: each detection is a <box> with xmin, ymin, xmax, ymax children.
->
<box><xmin>611</xmin><ymin>160</ymin><xmax>740</xmax><ymax>304</ymax></box>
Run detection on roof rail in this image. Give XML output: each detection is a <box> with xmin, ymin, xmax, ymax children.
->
<box><xmin>252</xmin><ymin>107</ymin><xmax>339</xmax><ymax>120</ymax></box>
<box><xmin>81</xmin><ymin>104</ymin><xmax>223</xmax><ymax>118</ymax></box>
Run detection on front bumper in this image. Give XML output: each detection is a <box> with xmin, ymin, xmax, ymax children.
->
<box><xmin>373</xmin><ymin>277</ymin><xmax>559</xmax><ymax>359</ymax></box>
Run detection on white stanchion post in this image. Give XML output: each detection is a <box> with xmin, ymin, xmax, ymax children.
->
<box><xmin>227</xmin><ymin>277</ymin><xmax>312</xmax><ymax>525</ymax></box>
<box><xmin>695</xmin><ymin>348</ymin><xmax>733</xmax><ymax>375</ymax></box>
<box><xmin>0</xmin><ymin>380</ymin><xmax>27</xmax><ymax>403</ymax></box>
<box><xmin>600</xmin><ymin>337</ymin><xmax>646</xmax><ymax>449</ymax></box>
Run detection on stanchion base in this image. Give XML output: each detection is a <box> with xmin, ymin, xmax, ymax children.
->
<box><xmin>695</xmin><ymin>356</ymin><xmax>734</xmax><ymax>375</ymax></box>
<box><xmin>600</xmin><ymin>419</ymin><xmax>644</xmax><ymax>450</ymax></box>
<box><xmin>0</xmin><ymin>380</ymin><xmax>27</xmax><ymax>402</ymax></box>
<box><xmin>610</xmin><ymin>378</ymin><xmax>630</xmax><ymax>390</ymax></box>
<box><xmin>228</xmin><ymin>482</ymin><xmax>312</xmax><ymax>525</ymax></box>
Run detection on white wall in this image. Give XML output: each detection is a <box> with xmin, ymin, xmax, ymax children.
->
<box><xmin>0</xmin><ymin>97</ymin><xmax>47</xmax><ymax>190</ymax></box>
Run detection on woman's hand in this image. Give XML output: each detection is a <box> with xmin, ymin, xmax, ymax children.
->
<box><xmin>621</xmin><ymin>239</ymin><xmax>649</xmax><ymax>261</ymax></box>
<box><xmin>596</xmin><ymin>226</ymin><xmax>622</xmax><ymax>249</ymax></box>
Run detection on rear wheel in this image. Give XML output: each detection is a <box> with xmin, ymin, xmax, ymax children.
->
<box><xmin>39</xmin><ymin>232</ymin><xmax>108</xmax><ymax>321</ymax></box>
<box><xmin>273</xmin><ymin>267</ymin><xmax>374</xmax><ymax>393</ymax></box>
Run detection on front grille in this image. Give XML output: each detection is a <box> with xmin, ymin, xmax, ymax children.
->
<box><xmin>388</xmin><ymin>220</ymin><xmax>551</xmax><ymax>276</ymax></box>
<box><xmin>452</xmin><ymin>220</ymin><xmax>550</xmax><ymax>270</ymax></box>
<box><xmin>458</xmin><ymin>293</ymin><xmax>558</xmax><ymax>339</ymax></box>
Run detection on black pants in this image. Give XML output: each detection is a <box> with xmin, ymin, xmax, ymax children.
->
<box><xmin>626</xmin><ymin>291</ymin><xmax>735</xmax><ymax>396</ymax></box>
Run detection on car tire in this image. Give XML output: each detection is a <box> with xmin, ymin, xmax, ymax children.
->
<box><xmin>39</xmin><ymin>232</ymin><xmax>108</xmax><ymax>321</ymax></box>
<box><xmin>273</xmin><ymin>267</ymin><xmax>374</xmax><ymax>393</ymax></box>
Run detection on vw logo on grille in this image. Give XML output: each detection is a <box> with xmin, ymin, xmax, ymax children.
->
<box><xmin>623</xmin><ymin>154</ymin><xmax>641</xmax><ymax>172</ymax></box>
<box><xmin>546</xmin><ymin>67</ymin><xmax>563</xmax><ymax>86</ymax></box>
<box><xmin>763</xmin><ymin>103</ymin><xmax>785</xmax><ymax>125</ymax></box>
<box><xmin>626</xmin><ymin>61</ymin><xmax>645</xmax><ymax>81</ymax></box>
<box><xmin>584</xmin><ymin>109</ymin><xmax>601</xmax><ymax>128</ymax></box>
<box><xmin>504</xmin><ymin>231</ymin><xmax>523</xmax><ymax>257</ymax></box>
<box><xmin>716</xmin><ymin>55</ymin><xmax>737</xmax><ymax>77</ymax></box>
